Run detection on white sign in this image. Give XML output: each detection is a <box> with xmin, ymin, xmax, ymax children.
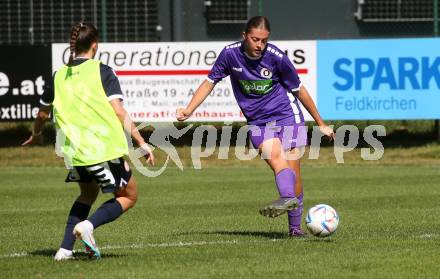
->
<box><xmin>52</xmin><ymin>41</ymin><xmax>317</xmax><ymax>122</ymax></box>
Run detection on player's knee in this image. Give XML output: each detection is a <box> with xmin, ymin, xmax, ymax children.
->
<box><xmin>124</xmin><ymin>200</ymin><xmax>136</xmax><ymax>210</ymax></box>
<box><xmin>126</xmin><ymin>181</ymin><xmax>138</xmax><ymax>208</ymax></box>
<box><xmin>129</xmin><ymin>193</ymin><xmax>138</xmax><ymax>207</ymax></box>
<box><xmin>124</xmin><ymin>192</ymin><xmax>138</xmax><ymax>210</ymax></box>
<box><xmin>116</xmin><ymin>177</ymin><xmax>138</xmax><ymax>210</ymax></box>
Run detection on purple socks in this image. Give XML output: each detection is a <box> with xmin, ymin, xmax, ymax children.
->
<box><xmin>275</xmin><ymin>168</ymin><xmax>296</xmax><ymax>198</ymax></box>
<box><xmin>275</xmin><ymin>168</ymin><xmax>303</xmax><ymax>229</ymax></box>
<box><xmin>288</xmin><ymin>193</ymin><xmax>303</xmax><ymax>229</ymax></box>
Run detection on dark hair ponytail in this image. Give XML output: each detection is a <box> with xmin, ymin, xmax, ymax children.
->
<box><xmin>68</xmin><ymin>23</ymin><xmax>82</xmax><ymax>66</ymax></box>
<box><xmin>67</xmin><ymin>22</ymin><xmax>99</xmax><ymax>66</ymax></box>
<box><xmin>244</xmin><ymin>16</ymin><xmax>271</xmax><ymax>34</ymax></box>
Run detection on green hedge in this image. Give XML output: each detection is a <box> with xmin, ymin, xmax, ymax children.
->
<box><xmin>1</xmin><ymin>120</ymin><xmax>438</xmax><ymax>148</ymax></box>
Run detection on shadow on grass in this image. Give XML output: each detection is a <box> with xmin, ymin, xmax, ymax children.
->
<box><xmin>214</xmin><ymin>231</ymin><xmax>338</xmax><ymax>242</ymax></box>
<box><xmin>173</xmin><ymin>230</ymin><xmax>340</xmax><ymax>243</ymax></box>
<box><xmin>302</xmin><ymin>237</ymin><xmax>336</xmax><ymax>243</ymax></box>
<box><xmin>214</xmin><ymin>230</ymin><xmax>288</xmax><ymax>239</ymax></box>
<box><xmin>29</xmin><ymin>249</ymin><xmax>57</xmax><ymax>257</ymax></box>
<box><xmin>174</xmin><ymin>230</ymin><xmax>289</xmax><ymax>239</ymax></box>
<box><xmin>29</xmin><ymin>249</ymin><xmax>124</xmax><ymax>260</ymax></box>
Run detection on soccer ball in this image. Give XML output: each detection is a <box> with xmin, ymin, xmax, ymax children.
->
<box><xmin>305</xmin><ymin>204</ymin><xmax>339</xmax><ymax>237</ymax></box>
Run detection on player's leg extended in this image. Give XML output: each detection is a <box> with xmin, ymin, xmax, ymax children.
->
<box><xmin>55</xmin><ymin>181</ymin><xmax>99</xmax><ymax>261</ymax></box>
<box><xmin>78</xmin><ymin>177</ymin><xmax>137</xmax><ymax>245</ymax></box>
<box><xmin>77</xmin><ymin>176</ymin><xmax>137</xmax><ymax>228</ymax></box>
<box><xmin>286</xmin><ymin>148</ymin><xmax>305</xmax><ymax>236</ymax></box>
<box><xmin>259</xmin><ymin>138</ymin><xmax>299</xmax><ymax>217</ymax></box>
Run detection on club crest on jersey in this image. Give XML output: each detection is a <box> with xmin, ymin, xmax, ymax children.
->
<box><xmin>260</xmin><ymin>68</ymin><xmax>273</xmax><ymax>79</ymax></box>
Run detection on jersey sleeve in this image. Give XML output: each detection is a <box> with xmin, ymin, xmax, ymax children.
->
<box><xmin>279</xmin><ymin>55</ymin><xmax>301</xmax><ymax>93</ymax></box>
<box><xmin>100</xmin><ymin>64</ymin><xmax>124</xmax><ymax>101</ymax></box>
<box><xmin>207</xmin><ymin>48</ymin><xmax>230</xmax><ymax>84</ymax></box>
<box><xmin>39</xmin><ymin>72</ymin><xmax>55</xmax><ymax>106</ymax></box>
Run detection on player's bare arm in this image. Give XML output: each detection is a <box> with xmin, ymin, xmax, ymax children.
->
<box><xmin>110</xmin><ymin>98</ymin><xmax>155</xmax><ymax>166</ymax></box>
<box><xmin>176</xmin><ymin>80</ymin><xmax>215</xmax><ymax>121</ymax></box>
<box><xmin>296</xmin><ymin>86</ymin><xmax>335</xmax><ymax>140</ymax></box>
<box><xmin>22</xmin><ymin>105</ymin><xmax>52</xmax><ymax>146</ymax></box>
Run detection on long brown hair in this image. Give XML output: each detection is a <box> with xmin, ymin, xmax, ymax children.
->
<box><xmin>67</xmin><ymin>22</ymin><xmax>98</xmax><ymax>66</ymax></box>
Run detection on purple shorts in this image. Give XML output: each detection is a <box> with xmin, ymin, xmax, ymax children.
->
<box><xmin>248</xmin><ymin>118</ymin><xmax>308</xmax><ymax>150</ymax></box>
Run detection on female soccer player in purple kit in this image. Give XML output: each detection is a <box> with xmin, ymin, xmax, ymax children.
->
<box><xmin>177</xmin><ymin>16</ymin><xmax>334</xmax><ymax>236</ymax></box>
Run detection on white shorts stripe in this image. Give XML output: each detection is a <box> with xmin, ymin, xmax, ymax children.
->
<box><xmin>86</xmin><ymin>165</ymin><xmax>104</xmax><ymax>171</ymax></box>
<box><xmin>288</xmin><ymin>92</ymin><xmax>302</xmax><ymax>124</ymax></box>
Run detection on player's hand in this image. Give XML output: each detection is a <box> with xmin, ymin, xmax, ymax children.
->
<box><xmin>176</xmin><ymin>108</ymin><xmax>191</xmax><ymax>121</ymax></box>
<box><xmin>21</xmin><ymin>134</ymin><xmax>44</xmax><ymax>146</ymax></box>
<box><xmin>319</xmin><ymin>125</ymin><xmax>335</xmax><ymax>141</ymax></box>
<box><xmin>140</xmin><ymin>143</ymin><xmax>155</xmax><ymax>166</ymax></box>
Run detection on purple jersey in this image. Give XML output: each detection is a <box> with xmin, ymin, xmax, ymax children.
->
<box><xmin>207</xmin><ymin>41</ymin><xmax>304</xmax><ymax>125</ymax></box>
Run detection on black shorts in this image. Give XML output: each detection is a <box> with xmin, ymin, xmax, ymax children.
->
<box><xmin>65</xmin><ymin>157</ymin><xmax>132</xmax><ymax>193</ymax></box>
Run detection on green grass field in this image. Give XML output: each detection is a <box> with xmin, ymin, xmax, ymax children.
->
<box><xmin>1</xmin><ymin>147</ymin><xmax>440</xmax><ymax>278</ymax></box>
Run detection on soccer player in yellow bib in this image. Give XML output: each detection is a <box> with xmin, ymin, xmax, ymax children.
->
<box><xmin>22</xmin><ymin>22</ymin><xmax>155</xmax><ymax>260</ymax></box>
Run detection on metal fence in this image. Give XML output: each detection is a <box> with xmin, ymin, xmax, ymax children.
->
<box><xmin>0</xmin><ymin>0</ymin><xmax>439</xmax><ymax>45</ymax></box>
<box><xmin>355</xmin><ymin>0</ymin><xmax>437</xmax><ymax>22</ymax></box>
<box><xmin>0</xmin><ymin>0</ymin><xmax>159</xmax><ymax>45</ymax></box>
<box><xmin>205</xmin><ymin>0</ymin><xmax>250</xmax><ymax>24</ymax></box>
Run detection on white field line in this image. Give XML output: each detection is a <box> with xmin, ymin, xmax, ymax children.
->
<box><xmin>418</xmin><ymin>233</ymin><xmax>439</xmax><ymax>239</ymax></box>
<box><xmin>2</xmin><ymin>234</ymin><xmax>437</xmax><ymax>259</ymax></box>
<box><xmin>0</xmin><ymin>238</ymin><xmax>283</xmax><ymax>259</ymax></box>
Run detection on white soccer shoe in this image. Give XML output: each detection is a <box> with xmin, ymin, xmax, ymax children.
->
<box><xmin>73</xmin><ymin>220</ymin><xmax>101</xmax><ymax>259</ymax></box>
<box><xmin>54</xmin><ymin>248</ymin><xmax>74</xmax><ymax>261</ymax></box>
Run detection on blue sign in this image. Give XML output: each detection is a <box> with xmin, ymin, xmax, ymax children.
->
<box><xmin>317</xmin><ymin>38</ymin><xmax>440</xmax><ymax>120</ymax></box>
